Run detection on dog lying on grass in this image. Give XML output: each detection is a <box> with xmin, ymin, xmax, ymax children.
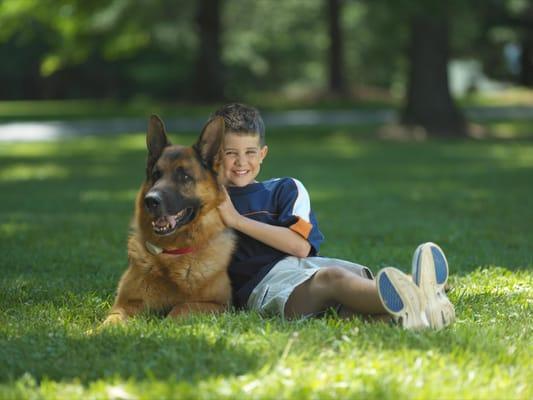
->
<box><xmin>102</xmin><ymin>115</ymin><xmax>235</xmax><ymax>326</ymax></box>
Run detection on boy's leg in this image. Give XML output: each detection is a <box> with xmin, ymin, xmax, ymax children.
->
<box><xmin>284</xmin><ymin>267</ymin><xmax>387</xmax><ymax>318</ymax></box>
<box><xmin>284</xmin><ymin>264</ymin><xmax>432</xmax><ymax>330</ymax></box>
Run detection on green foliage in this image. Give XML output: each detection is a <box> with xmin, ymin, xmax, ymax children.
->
<box><xmin>0</xmin><ymin>0</ymin><xmax>198</xmax><ymax>99</ymax></box>
<box><xmin>1</xmin><ymin>0</ymin><xmax>525</xmax><ymax>101</ymax></box>
<box><xmin>223</xmin><ymin>0</ymin><xmax>327</xmax><ymax>96</ymax></box>
<box><xmin>0</xmin><ymin>124</ymin><xmax>532</xmax><ymax>398</ymax></box>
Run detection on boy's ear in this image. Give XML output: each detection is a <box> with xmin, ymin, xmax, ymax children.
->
<box><xmin>146</xmin><ymin>115</ymin><xmax>170</xmax><ymax>179</ymax></box>
<box><xmin>193</xmin><ymin>117</ymin><xmax>225</xmax><ymax>171</ymax></box>
<box><xmin>259</xmin><ymin>145</ymin><xmax>268</xmax><ymax>162</ymax></box>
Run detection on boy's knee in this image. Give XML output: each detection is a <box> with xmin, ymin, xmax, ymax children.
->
<box><xmin>313</xmin><ymin>267</ymin><xmax>350</xmax><ymax>292</ymax></box>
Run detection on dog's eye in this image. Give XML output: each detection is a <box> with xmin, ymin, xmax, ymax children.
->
<box><xmin>175</xmin><ymin>167</ymin><xmax>193</xmax><ymax>183</ymax></box>
<box><xmin>152</xmin><ymin>169</ymin><xmax>162</xmax><ymax>181</ymax></box>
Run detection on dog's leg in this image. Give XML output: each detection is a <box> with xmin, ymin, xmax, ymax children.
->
<box><xmin>101</xmin><ymin>299</ymin><xmax>144</xmax><ymax>327</ymax></box>
<box><xmin>168</xmin><ymin>302</ymin><xmax>228</xmax><ymax>318</ymax></box>
<box><xmin>100</xmin><ymin>263</ymin><xmax>147</xmax><ymax>328</ymax></box>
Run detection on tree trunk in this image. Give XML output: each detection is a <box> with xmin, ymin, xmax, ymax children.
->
<box><xmin>327</xmin><ymin>0</ymin><xmax>345</xmax><ymax>95</ymax></box>
<box><xmin>402</xmin><ymin>15</ymin><xmax>467</xmax><ymax>137</ymax></box>
<box><xmin>520</xmin><ymin>37</ymin><xmax>533</xmax><ymax>86</ymax></box>
<box><xmin>518</xmin><ymin>6</ymin><xmax>533</xmax><ymax>87</ymax></box>
<box><xmin>193</xmin><ymin>0</ymin><xmax>224</xmax><ymax>101</ymax></box>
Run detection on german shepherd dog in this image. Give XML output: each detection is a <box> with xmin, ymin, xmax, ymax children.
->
<box><xmin>102</xmin><ymin>115</ymin><xmax>235</xmax><ymax>326</ymax></box>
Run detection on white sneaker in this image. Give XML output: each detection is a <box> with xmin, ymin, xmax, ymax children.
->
<box><xmin>377</xmin><ymin>267</ymin><xmax>430</xmax><ymax>331</ymax></box>
<box><xmin>412</xmin><ymin>242</ymin><xmax>456</xmax><ymax>329</ymax></box>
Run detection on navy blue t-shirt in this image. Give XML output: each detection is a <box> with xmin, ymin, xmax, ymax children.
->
<box><xmin>227</xmin><ymin>177</ymin><xmax>324</xmax><ymax>308</ymax></box>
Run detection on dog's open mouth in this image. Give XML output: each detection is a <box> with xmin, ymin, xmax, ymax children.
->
<box><xmin>151</xmin><ymin>207</ymin><xmax>194</xmax><ymax>236</ymax></box>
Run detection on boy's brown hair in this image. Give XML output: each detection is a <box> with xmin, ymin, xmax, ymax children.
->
<box><xmin>209</xmin><ymin>103</ymin><xmax>266</xmax><ymax>146</ymax></box>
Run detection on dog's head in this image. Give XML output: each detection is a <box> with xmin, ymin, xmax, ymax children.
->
<box><xmin>140</xmin><ymin>115</ymin><xmax>225</xmax><ymax>239</ymax></box>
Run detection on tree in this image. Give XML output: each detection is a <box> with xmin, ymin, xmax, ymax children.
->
<box><xmin>401</xmin><ymin>13</ymin><xmax>467</xmax><ymax>136</ymax></box>
<box><xmin>517</xmin><ymin>3</ymin><xmax>533</xmax><ymax>87</ymax></box>
<box><xmin>192</xmin><ymin>0</ymin><xmax>225</xmax><ymax>101</ymax></box>
<box><xmin>327</xmin><ymin>0</ymin><xmax>345</xmax><ymax>95</ymax></box>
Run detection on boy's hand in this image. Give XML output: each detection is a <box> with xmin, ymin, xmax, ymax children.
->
<box><xmin>217</xmin><ymin>186</ymin><xmax>311</xmax><ymax>257</ymax></box>
<box><xmin>218</xmin><ymin>187</ymin><xmax>241</xmax><ymax>229</ymax></box>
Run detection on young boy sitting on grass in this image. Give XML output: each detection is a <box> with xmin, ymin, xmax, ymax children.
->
<box><xmin>213</xmin><ymin>103</ymin><xmax>455</xmax><ymax>330</ymax></box>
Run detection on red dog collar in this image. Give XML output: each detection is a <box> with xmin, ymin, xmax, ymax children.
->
<box><xmin>162</xmin><ymin>246</ymin><xmax>195</xmax><ymax>255</ymax></box>
<box><xmin>145</xmin><ymin>241</ymin><xmax>196</xmax><ymax>256</ymax></box>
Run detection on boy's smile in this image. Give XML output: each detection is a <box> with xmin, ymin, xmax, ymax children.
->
<box><xmin>222</xmin><ymin>132</ymin><xmax>268</xmax><ymax>187</ymax></box>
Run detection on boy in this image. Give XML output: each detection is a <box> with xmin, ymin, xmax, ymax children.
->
<box><xmin>213</xmin><ymin>103</ymin><xmax>455</xmax><ymax>330</ymax></box>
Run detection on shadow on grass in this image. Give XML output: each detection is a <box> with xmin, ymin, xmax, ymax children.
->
<box><xmin>1</xmin><ymin>328</ymin><xmax>260</xmax><ymax>384</ymax></box>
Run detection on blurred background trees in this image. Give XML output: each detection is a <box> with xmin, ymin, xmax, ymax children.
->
<box><xmin>0</xmin><ymin>0</ymin><xmax>531</xmax><ymax>135</ymax></box>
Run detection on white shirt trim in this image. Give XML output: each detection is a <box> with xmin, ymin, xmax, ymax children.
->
<box><xmin>290</xmin><ymin>178</ymin><xmax>311</xmax><ymax>222</ymax></box>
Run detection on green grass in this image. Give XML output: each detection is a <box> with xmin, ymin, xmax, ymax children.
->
<box><xmin>0</xmin><ymin>98</ymin><xmax>398</xmax><ymax>122</ymax></box>
<box><xmin>478</xmin><ymin>119</ymin><xmax>533</xmax><ymax>139</ymax></box>
<box><xmin>1</xmin><ymin>88</ymin><xmax>532</xmax><ymax>122</ymax></box>
<box><xmin>460</xmin><ymin>87</ymin><xmax>533</xmax><ymax>108</ymax></box>
<box><xmin>0</xmin><ymin>126</ymin><xmax>532</xmax><ymax>399</ymax></box>
<box><xmin>0</xmin><ymin>99</ymin><xmax>217</xmax><ymax>122</ymax></box>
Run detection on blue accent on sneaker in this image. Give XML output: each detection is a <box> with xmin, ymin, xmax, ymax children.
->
<box><xmin>378</xmin><ymin>273</ymin><xmax>404</xmax><ymax>313</ymax></box>
<box><xmin>431</xmin><ymin>245</ymin><xmax>448</xmax><ymax>284</ymax></box>
<box><xmin>414</xmin><ymin>251</ymin><xmax>422</xmax><ymax>285</ymax></box>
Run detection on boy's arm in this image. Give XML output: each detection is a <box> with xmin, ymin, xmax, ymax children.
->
<box><xmin>218</xmin><ymin>189</ymin><xmax>311</xmax><ymax>258</ymax></box>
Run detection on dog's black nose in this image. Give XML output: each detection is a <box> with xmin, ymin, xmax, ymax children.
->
<box><xmin>144</xmin><ymin>192</ymin><xmax>162</xmax><ymax>214</ymax></box>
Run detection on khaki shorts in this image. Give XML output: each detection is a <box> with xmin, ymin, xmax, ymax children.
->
<box><xmin>246</xmin><ymin>256</ymin><xmax>374</xmax><ymax>319</ymax></box>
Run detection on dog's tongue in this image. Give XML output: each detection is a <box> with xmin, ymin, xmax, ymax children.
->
<box><xmin>155</xmin><ymin>216</ymin><xmax>177</xmax><ymax>229</ymax></box>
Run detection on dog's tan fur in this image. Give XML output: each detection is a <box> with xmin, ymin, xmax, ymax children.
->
<box><xmin>102</xmin><ymin>116</ymin><xmax>235</xmax><ymax>326</ymax></box>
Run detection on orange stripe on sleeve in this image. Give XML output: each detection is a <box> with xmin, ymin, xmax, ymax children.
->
<box><xmin>289</xmin><ymin>217</ymin><xmax>313</xmax><ymax>239</ymax></box>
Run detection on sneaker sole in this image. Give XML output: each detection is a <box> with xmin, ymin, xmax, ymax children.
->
<box><xmin>412</xmin><ymin>242</ymin><xmax>449</xmax><ymax>288</ymax></box>
<box><xmin>412</xmin><ymin>242</ymin><xmax>455</xmax><ymax>329</ymax></box>
<box><xmin>377</xmin><ymin>267</ymin><xmax>429</xmax><ymax>331</ymax></box>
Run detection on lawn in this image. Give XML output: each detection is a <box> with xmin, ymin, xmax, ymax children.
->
<box><xmin>0</xmin><ymin>124</ymin><xmax>532</xmax><ymax>399</ymax></box>
<box><xmin>1</xmin><ymin>87</ymin><xmax>532</xmax><ymax>122</ymax></box>
<box><xmin>0</xmin><ymin>97</ymin><xmax>395</xmax><ymax>122</ymax></box>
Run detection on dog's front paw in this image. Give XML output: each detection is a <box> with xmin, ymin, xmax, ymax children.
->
<box><xmin>85</xmin><ymin>313</ymin><xmax>127</xmax><ymax>336</ymax></box>
<box><xmin>101</xmin><ymin>312</ymin><xmax>127</xmax><ymax>327</ymax></box>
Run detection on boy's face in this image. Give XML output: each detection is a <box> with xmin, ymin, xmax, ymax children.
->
<box><xmin>221</xmin><ymin>132</ymin><xmax>268</xmax><ymax>187</ymax></box>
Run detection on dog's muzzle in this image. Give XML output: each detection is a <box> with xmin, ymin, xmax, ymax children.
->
<box><xmin>144</xmin><ymin>192</ymin><xmax>196</xmax><ymax>236</ymax></box>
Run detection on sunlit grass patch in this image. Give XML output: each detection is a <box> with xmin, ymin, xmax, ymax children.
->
<box><xmin>0</xmin><ymin>163</ymin><xmax>69</xmax><ymax>181</ymax></box>
<box><xmin>485</xmin><ymin>119</ymin><xmax>533</xmax><ymax>139</ymax></box>
<box><xmin>79</xmin><ymin>189</ymin><xmax>138</xmax><ymax>204</ymax></box>
<box><xmin>0</xmin><ymin>220</ymin><xmax>31</xmax><ymax>238</ymax></box>
<box><xmin>462</xmin><ymin>88</ymin><xmax>533</xmax><ymax>107</ymax></box>
<box><xmin>0</xmin><ymin>99</ymin><xmax>215</xmax><ymax>121</ymax></box>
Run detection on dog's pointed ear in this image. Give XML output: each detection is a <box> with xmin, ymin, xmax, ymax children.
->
<box><xmin>146</xmin><ymin>115</ymin><xmax>170</xmax><ymax>179</ymax></box>
<box><xmin>193</xmin><ymin>117</ymin><xmax>225</xmax><ymax>171</ymax></box>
